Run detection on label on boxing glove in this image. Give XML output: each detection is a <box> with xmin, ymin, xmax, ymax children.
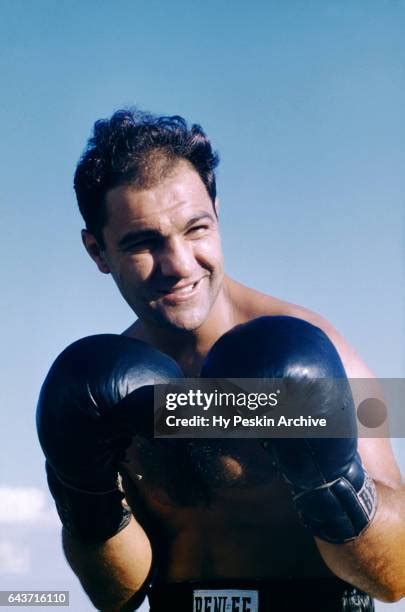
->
<box><xmin>358</xmin><ymin>473</ymin><xmax>377</xmax><ymax>519</ymax></box>
<box><xmin>193</xmin><ymin>589</ymin><xmax>258</xmax><ymax>612</ymax></box>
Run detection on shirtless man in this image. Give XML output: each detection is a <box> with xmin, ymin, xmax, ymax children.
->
<box><xmin>36</xmin><ymin>109</ymin><xmax>405</xmax><ymax>611</ymax></box>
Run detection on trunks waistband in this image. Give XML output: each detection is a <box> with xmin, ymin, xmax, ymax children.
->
<box><xmin>148</xmin><ymin>578</ymin><xmax>374</xmax><ymax>612</ymax></box>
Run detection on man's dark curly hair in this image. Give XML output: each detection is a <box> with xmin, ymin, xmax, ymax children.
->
<box><xmin>74</xmin><ymin>108</ymin><xmax>220</xmax><ymax>246</ymax></box>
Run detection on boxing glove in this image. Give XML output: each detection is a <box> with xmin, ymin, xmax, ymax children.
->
<box><xmin>36</xmin><ymin>334</ymin><xmax>183</xmax><ymax>542</ymax></box>
<box><xmin>201</xmin><ymin>316</ymin><xmax>377</xmax><ymax>543</ymax></box>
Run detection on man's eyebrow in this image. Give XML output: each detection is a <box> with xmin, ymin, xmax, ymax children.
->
<box><xmin>184</xmin><ymin>212</ymin><xmax>216</xmax><ymax>229</ymax></box>
<box><xmin>117</xmin><ymin>213</ymin><xmax>215</xmax><ymax>248</ymax></box>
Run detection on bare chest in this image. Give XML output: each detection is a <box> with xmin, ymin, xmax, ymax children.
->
<box><xmin>121</xmin><ymin>439</ymin><xmax>330</xmax><ymax>580</ymax></box>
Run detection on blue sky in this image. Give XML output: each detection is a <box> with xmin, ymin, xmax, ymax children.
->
<box><xmin>0</xmin><ymin>1</ymin><xmax>404</xmax><ymax>609</ymax></box>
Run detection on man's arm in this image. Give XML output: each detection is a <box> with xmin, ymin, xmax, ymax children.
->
<box><xmin>202</xmin><ymin>313</ymin><xmax>405</xmax><ymax>603</ymax></box>
<box><xmin>315</xmin><ymin>477</ymin><xmax>405</xmax><ymax>602</ymax></box>
<box><xmin>311</xmin><ymin>318</ymin><xmax>405</xmax><ymax>602</ymax></box>
<box><xmin>36</xmin><ymin>334</ymin><xmax>183</xmax><ymax>610</ymax></box>
<box><xmin>62</xmin><ymin>517</ymin><xmax>152</xmax><ymax>611</ymax></box>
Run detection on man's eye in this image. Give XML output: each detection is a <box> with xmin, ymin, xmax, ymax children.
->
<box><xmin>188</xmin><ymin>225</ymin><xmax>208</xmax><ymax>236</ymax></box>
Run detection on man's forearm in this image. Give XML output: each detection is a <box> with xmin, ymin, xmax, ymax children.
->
<box><xmin>62</xmin><ymin>517</ymin><xmax>152</xmax><ymax>611</ymax></box>
<box><xmin>316</xmin><ymin>481</ymin><xmax>405</xmax><ymax>603</ymax></box>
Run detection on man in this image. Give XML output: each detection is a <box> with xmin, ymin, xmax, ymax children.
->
<box><xmin>37</xmin><ymin>109</ymin><xmax>404</xmax><ymax>611</ymax></box>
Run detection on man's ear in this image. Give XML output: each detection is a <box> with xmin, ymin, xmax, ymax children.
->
<box><xmin>81</xmin><ymin>229</ymin><xmax>111</xmax><ymax>274</ymax></box>
<box><xmin>214</xmin><ymin>197</ymin><xmax>220</xmax><ymax>217</ymax></box>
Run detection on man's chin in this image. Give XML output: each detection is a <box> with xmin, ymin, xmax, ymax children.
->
<box><xmin>164</xmin><ymin>317</ymin><xmax>205</xmax><ymax>333</ymax></box>
<box><xmin>154</xmin><ymin>308</ymin><xmax>207</xmax><ymax>333</ymax></box>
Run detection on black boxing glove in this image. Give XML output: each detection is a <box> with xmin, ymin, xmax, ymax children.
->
<box><xmin>201</xmin><ymin>316</ymin><xmax>377</xmax><ymax>543</ymax></box>
<box><xmin>36</xmin><ymin>334</ymin><xmax>183</xmax><ymax>543</ymax></box>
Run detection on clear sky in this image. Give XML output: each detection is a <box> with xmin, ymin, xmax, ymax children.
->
<box><xmin>0</xmin><ymin>1</ymin><xmax>404</xmax><ymax>610</ymax></box>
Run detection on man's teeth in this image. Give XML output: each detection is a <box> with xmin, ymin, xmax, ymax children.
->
<box><xmin>174</xmin><ymin>283</ymin><xmax>196</xmax><ymax>294</ymax></box>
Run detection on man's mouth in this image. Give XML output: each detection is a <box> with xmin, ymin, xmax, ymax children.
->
<box><xmin>158</xmin><ymin>278</ymin><xmax>205</xmax><ymax>303</ymax></box>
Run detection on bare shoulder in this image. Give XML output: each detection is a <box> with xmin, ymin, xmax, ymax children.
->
<box><xmin>279</xmin><ymin>302</ymin><xmax>372</xmax><ymax>378</ymax></box>
<box><xmin>291</xmin><ymin>305</ymin><xmax>402</xmax><ymax>486</ymax></box>
<box><xmin>237</xmin><ymin>282</ymin><xmax>371</xmax><ymax>379</ymax></box>
<box><xmin>234</xmin><ymin>281</ymin><xmax>402</xmax><ymax>486</ymax></box>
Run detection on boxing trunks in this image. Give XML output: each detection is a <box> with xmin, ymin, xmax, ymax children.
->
<box><xmin>148</xmin><ymin>578</ymin><xmax>374</xmax><ymax>611</ymax></box>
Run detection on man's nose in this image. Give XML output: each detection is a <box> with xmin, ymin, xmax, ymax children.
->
<box><xmin>158</xmin><ymin>237</ymin><xmax>195</xmax><ymax>278</ymax></box>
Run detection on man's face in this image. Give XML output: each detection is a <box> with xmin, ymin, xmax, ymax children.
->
<box><xmin>85</xmin><ymin>161</ymin><xmax>224</xmax><ymax>332</ymax></box>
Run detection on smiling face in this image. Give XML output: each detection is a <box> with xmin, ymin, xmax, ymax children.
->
<box><xmin>83</xmin><ymin>161</ymin><xmax>225</xmax><ymax>332</ymax></box>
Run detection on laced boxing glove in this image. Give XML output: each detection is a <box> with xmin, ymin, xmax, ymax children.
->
<box><xmin>36</xmin><ymin>334</ymin><xmax>183</xmax><ymax>542</ymax></box>
<box><xmin>201</xmin><ymin>316</ymin><xmax>377</xmax><ymax>543</ymax></box>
